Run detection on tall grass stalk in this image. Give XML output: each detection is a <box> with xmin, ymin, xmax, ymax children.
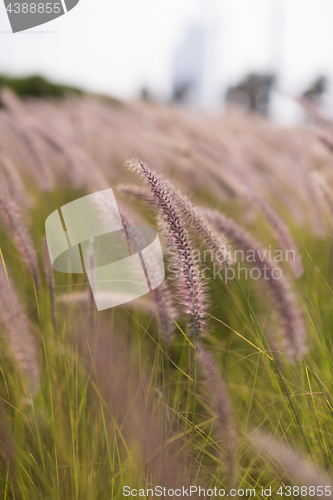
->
<box><xmin>126</xmin><ymin>160</ymin><xmax>207</xmax><ymax>477</ymax></box>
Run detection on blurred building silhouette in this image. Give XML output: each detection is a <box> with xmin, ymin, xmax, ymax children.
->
<box><xmin>172</xmin><ymin>26</ymin><xmax>208</xmax><ymax>104</ymax></box>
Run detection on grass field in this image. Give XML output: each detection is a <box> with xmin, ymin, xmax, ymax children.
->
<box><xmin>0</xmin><ymin>88</ymin><xmax>333</xmax><ymax>499</ymax></box>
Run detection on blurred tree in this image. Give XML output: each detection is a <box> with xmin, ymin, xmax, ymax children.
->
<box><xmin>302</xmin><ymin>76</ymin><xmax>327</xmax><ymax>102</ymax></box>
<box><xmin>226</xmin><ymin>73</ymin><xmax>276</xmax><ymax>116</ymax></box>
<box><xmin>140</xmin><ymin>87</ymin><xmax>156</xmax><ymax>104</ymax></box>
<box><xmin>0</xmin><ymin>74</ymin><xmax>82</xmax><ymax>100</ymax></box>
<box><xmin>172</xmin><ymin>83</ymin><xmax>193</xmax><ymax>104</ymax></box>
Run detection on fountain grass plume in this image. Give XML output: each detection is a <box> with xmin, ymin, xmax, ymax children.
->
<box><xmin>117</xmin><ymin>183</ymin><xmax>155</xmax><ymax>204</ymax></box>
<box><xmin>126</xmin><ymin>159</ymin><xmax>207</xmax><ymax>337</ymax></box>
<box><xmin>248</xmin><ymin>192</ymin><xmax>304</xmax><ymax>278</ymax></box>
<box><xmin>0</xmin><ymin>154</ymin><xmax>27</xmax><ymax>205</ymax></box>
<box><xmin>201</xmin><ymin>208</ymin><xmax>306</xmax><ymax>359</ymax></box>
<box><xmin>118</xmin><ymin>178</ymin><xmax>233</xmax><ymax>268</ymax></box>
<box><xmin>170</xmin><ymin>186</ymin><xmax>232</xmax><ymax>266</ymax></box>
<box><xmin>0</xmin><ymin>262</ymin><xmax>40</xmax><ymax>394</ymax></box>
<box><xmin>194</xmin><ymin>147</ymin><xmax>303</xmax><ymax>277</ymax></box>
<box><xmin>319</xmin><ymin>135</ymin><xmax>333</xmax><ymax>155</ymax></box>
<box><xmin>250</xmin><ymin>431</ymin><xmax>333</xmax><ymax>498</ymax></box>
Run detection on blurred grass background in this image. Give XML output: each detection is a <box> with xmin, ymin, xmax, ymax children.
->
<box><xmin>0</xmin><ymin>83</ymin><xmax>332</xmax><ymax>499</ymax></box>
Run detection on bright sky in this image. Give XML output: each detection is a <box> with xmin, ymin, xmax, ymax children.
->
<box><xmin>0</xmin><ymin>0</ymin><xmax>332</xmax><ymax>107</ymax></box>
